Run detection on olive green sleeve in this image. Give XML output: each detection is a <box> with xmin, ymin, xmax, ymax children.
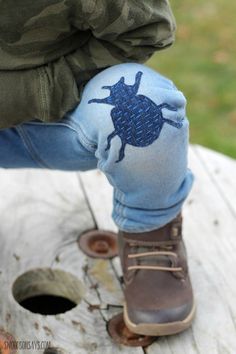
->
<box><xmin>65</xmin><ymin>0</ymin><xmax>176</xmax><ymax>90</ymax></box>
<box><xmin>0</xmin><ymin>0</ymin><xmax>176</xmax><ymax>129</ymax></box>
<box><xmin>0</xmin><ymin>56</ymin><xmax>80</xmax><ymax>129</ymax></box>
<box><xmin>87</xmin><ymin>0</ymin><xmax>176</xmax><ymax>63</ymax></box>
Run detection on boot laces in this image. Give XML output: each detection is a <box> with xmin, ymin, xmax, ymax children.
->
<box><xmin>127</xmin><ymin>244</ymin><xmax>183</xmax><ymax>272</ymax></box>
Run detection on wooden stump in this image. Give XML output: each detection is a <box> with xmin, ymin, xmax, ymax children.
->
<box><xmin>0</xmin><ymin>144</ymin><xmax>235</xmax><ymax>353</ymax></box>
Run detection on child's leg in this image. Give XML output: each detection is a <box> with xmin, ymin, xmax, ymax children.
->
<box><xmin>67</xmin><ymin>63</ymin><xmax>196</xmax><ymax>335</ymax></box>
<box><xmin>0</xmin><ymin>62</ymin><xmax>194</xmax><ymax>230</ymax></box>
<box><xmin>0</xmin><ymin>62</ymin><xmax>195</xmax><ymax>335</ymax></box>
<box><xmin>0</xmin><ymin>121</ymin><xmax>97</xmax><ymax>171</ymax></box>
<box><xmin>70</xmin><ymin>63</ymin><xmax>194</xmax><ymax>232</ymax></box>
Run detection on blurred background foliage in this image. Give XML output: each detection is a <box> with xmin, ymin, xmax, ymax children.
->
<box><xmin>147</xmin><ymin>0</ymin><xmax>236</xmax><ymax>158</ymax></box>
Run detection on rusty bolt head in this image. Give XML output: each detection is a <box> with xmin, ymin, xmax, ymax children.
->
<box><xmin>78</xmin><ymin>230</ymin><xmax>118</xmax><ymax>259</ymax></box>
<box><xmin>107</xmin><ymin>313</ymin><xmax>156</xmax><ymax>347</ymax></box>
<box><xmin>0</xmin><ymin>329</ymin><xmax>17</xmax><ymax>354</ymax></box>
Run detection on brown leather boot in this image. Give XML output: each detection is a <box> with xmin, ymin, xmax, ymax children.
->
<box><xmin>118</xmin><ymin>213</ymin><xmax>196</xmax><ymax>336</ymax></box>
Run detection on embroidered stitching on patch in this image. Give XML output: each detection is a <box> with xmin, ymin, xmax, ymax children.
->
<box><xmin>88</xmin><ymin>71</ymin><xmax>184</xmax><ymax>162</ymax></box>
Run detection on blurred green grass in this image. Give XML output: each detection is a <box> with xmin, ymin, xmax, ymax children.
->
<box><xmin>147</xmin><ymin>0</ymin><xmax>236</xmax><ymax>158</ymax></box>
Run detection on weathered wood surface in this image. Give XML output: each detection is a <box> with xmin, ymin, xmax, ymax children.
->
<box><xmin>0</xmin><ymin>170</ymin><xmax>139</xmax><ymax>354</ymax></box>
<box><xmin>80</xmin><ymin>145</ymin><xmax>236</xmax><ymax>354</ymax></box>
<box><xmin>0</xmin><ymin>144</ymin><xmax>235</xmax><ymax>354</ymax></box>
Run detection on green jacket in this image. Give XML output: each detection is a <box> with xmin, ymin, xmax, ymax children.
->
<box><xmin>0</xmin><ymin>0</ymin><xmax>176</xmax><ymax>129</ymax></box>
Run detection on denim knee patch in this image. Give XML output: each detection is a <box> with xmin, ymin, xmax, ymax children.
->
<box><xmin>88</xmin><ymin>70</ymin><xmax>184</xmax><ymax>163</ymax></box>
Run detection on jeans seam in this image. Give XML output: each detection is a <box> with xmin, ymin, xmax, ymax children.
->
<box><xmin>114</xmin><ymin>189</ymin><xmax>120</xmax><ymax>226</ymax></box>
<box><xmin>117</xmin><ymin>225</ymin><xmax>170</xmax><ymax>233</ymax></box>
<box><xmin>113</xmin><ymin>199</ymin><xmax>121</xmax><ymax>227</ymax></box>
<box><xmin>119</xmin><ymin>193</ymin><xmax>124</xmax><ymax>230</ymax></box>
<box><xmin>63</xmin><ymin>115</ymin><xmax>97</xmax><ymax>153</ymax></box>
<box><xmin>113</xmin><ymin>191</ymin><xmax>185</xmax><ymax>233</ymax></box>
<box><xmin>113</xmin><ymin>188</ymin><xmax>126</xmax><ymax>229</ymax></box>
<box><xmin>122</xmin><ymin>194</ymin><xmax>127</xmax><ymax>229</ymax></box>
<box><xmin>23</xmin><ymin>120</ymin><xmax>96</xmax><ymax>155</ymax></box>
<box><xmin>24</xmin><ymin>121</ymin><xmax>79</xmax><ymax>130</ymax></box>
<box><xmin>16</xmin><ymin>126</ymin><xmax>52</xmax><ymax>169</ymax></box>
<box><xmin>117</xmin><ymin>210</ymin><xmax>182</xmax><ymax>232</ymax></box>
<box><xmin>76</xmin><ymin>126</ymin><xmax>97</xmax><ymax>153</ymax></box>
<box><xmin>119</xmin><ymin>191</ymin><xmax>126</xmax><ymax>229</ymax></box>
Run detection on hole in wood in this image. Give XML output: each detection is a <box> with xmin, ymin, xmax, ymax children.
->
<box><xmin>19</xmin><ymin>295</ymin><xmax>76</xmax><ymax>315</ymax></box>
<box><xmin>12</xmin><ymin>268</ymin><xmax>86</xmax><ymax>315</ymax></box>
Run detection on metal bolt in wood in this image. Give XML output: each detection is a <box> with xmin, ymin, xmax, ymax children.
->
<box><xmin>107</xmin><ymin>313</ymin><xmax>156</xmax><ymax>347</ymax></box>
<box><xmin>78</xmin><ymin>230</ymin><xmax>118</xmax><ymax>259</ymax></box>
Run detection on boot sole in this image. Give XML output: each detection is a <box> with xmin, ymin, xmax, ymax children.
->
<box><xmin>123</xmin><ymin>300</ymin><xmax>196</xmax><ymax>336</ymax></box>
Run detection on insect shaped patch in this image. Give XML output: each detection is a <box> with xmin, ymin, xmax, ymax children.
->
<box><xmin>88</xmin><ymin>71</ymin><xmax>184</xmax><ymax>163</ymax></box>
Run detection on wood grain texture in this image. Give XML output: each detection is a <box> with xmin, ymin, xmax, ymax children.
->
<box><xmin>0</xmin><ymin>169</ymin><xmax>140</xmax><ymax>354</ymax></box>
<box><xmin>147</xmin><ymin>146</ymin><xmax>236</xmax><ymax>354</ymax></box>
<box><xmin>194</xmin><ymin>145</ymin><xmax>236</xmax><ymax>217</ymax></box>
<box><xmin>0</xmin><ymin>144</ymin><xmax>236</xmax><ymax>353</ymax></box>
<box><xmin>81</xmin><ymin>145</ymin><xmax>236</xmax><ymax>354</ymax></box>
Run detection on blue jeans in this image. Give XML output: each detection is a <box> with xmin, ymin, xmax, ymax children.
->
<box><xmin>0</xmin><ymin>63</ymin><xmax>194</xmax><ymax>232</ymax></box>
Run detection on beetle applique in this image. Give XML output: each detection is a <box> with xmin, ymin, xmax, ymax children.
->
<box><xmin>88</xmin><ymin>71</ymin><xmax>184</xmax><ymax>163</ymax></box>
